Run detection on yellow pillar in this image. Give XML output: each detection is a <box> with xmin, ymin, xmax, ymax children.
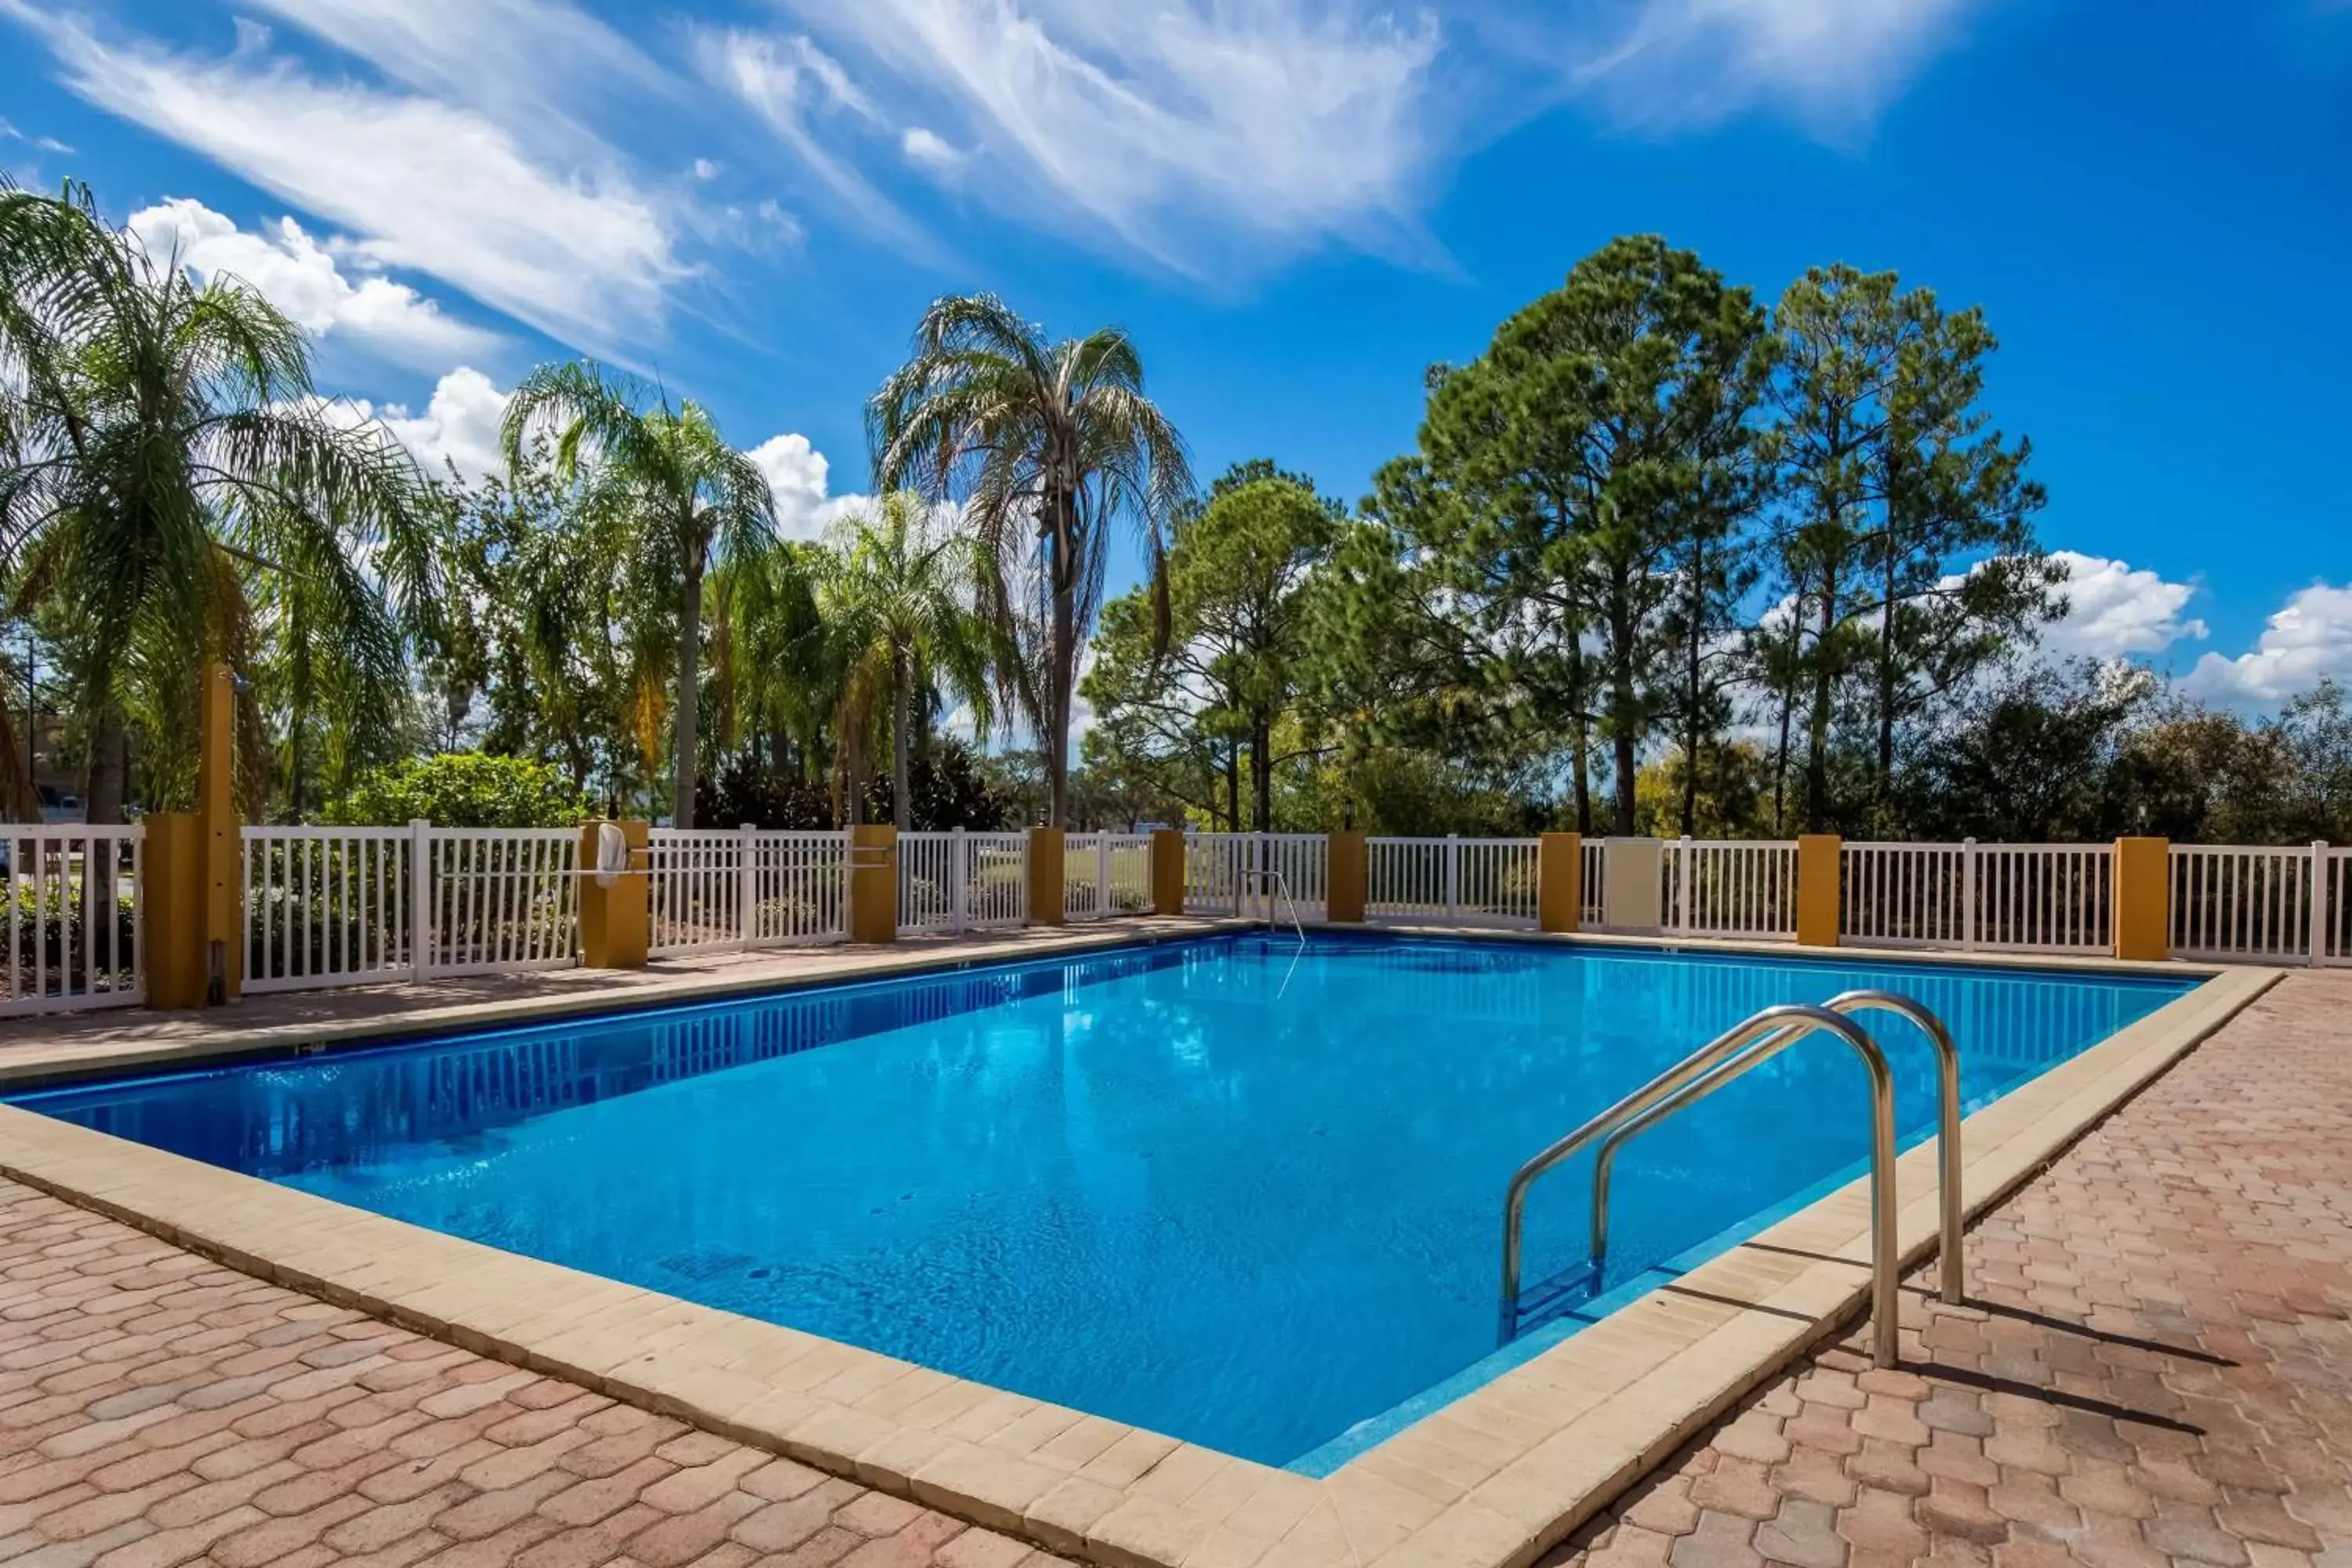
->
<box><xmin>148</xmin><ymin>662</ymin><xmax>241</xmax><ymax>1007</ymax></box>
<box><xmin>848</xmin><ymin>825</ymin><xmax>898</xmax><ymax>945</ymax></box>
<box><xmin>1327</xmin><ymin>830</ymin><xmax>1367</xmax><ymax>923</ymax></box>
<box><xmin>1028</xmin><ymin>827</ymin><xmax>1065</xmax><ymax>927</ymax></box>
<box><xmin>2113</xmin><ymin>837</ymin><xmax>2170</xmax><ymax>961</ymax></box>
<box><xmin>1538</xmin><ymin>832</ymin><xmax>1583</xmax><ymax>934</ymax></box>
<box><xmin>1795</xmin><ymin>833</ymin><xmax>1842</xmax><ymax>949</ymax></box>
<box><xmin>579</xmin><ymin>820</ymin><xmax>649</xmax><ymax>969</ymax></box>
<box><xmin>1150</xmin><ymin>829</ymin><xmax>1185</xmax><ymax>916</ymax></box>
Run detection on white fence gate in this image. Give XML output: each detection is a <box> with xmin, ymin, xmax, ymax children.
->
<box><xmin>1367</xmin><ymin>837</ymin><xmax>1539</xmax><ymax>928</ymax></box>
<box><xmin>244</xmin><ymin>825</ymin><xmax>417</xmax><ymax>993</ymax></box>
<box><xmin>898</xmin><ymin>830</ymin><xmax>1028</xmax><ymax>934</ymax></box>
<box><xmin>0</xmin><ymin>825</ymin><xmax>143</xmax><ymax>1014</ymax></box>
<box><xmin>1065</xmin><ymin>833</ymin><xmax>1152</xmax><ymax>921</ymax></box>
<box><xmin>1662</xmin><ymin>838</ymin><xmax>1798</xmax><ymax>940</ymax></box>
<box><xmin>648</xmin><ymin>827</ymin><xmax>849</xmax><ymax>956</ymax></box>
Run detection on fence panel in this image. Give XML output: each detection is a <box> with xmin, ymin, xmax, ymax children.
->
<box><xmin>1368</xmin><ymin>837</ymin><xmax>1538</xmax><ymax>928</ymax></box>
<box><xmin>0</xmin><ymin>826</ymin><xmax>143</xmax><ymax>1014</ymax></box>
<box><xmin>243</xmin><ymin>826</ymin><xmax>412</xmax><ymax>993</ymax></box>
<box><xmin>1973</xmin><ymin>843</ymin><xmax>2111</xmax><ymax>955</ymax></box>
<box><xmin>645</xmin><ymin>829</ymin><xmax>745</xmax><ymax>956</ymax></box>
<box><xmin>750</xmin><ymin>832</ymin><xmax>849</xmax><ymax>946</ymax></box>
<box><xmin>964</xmin><ymin>833</ymin><xmax>1029</xmax><ymax>927</ymax></box>
<box><xmin>1842</xmin><ymin>841</ymin><xmax>1970</xmax><ymax>949</ymax></box>
<box><xmin>426</xmin><ymin>829</ymin><xmax>580</xmax><ymax>974</ymax></box>
<box><xmin>1186</xmin><ymin>833</ymin><xmax>1248</xmax><ymax>916</ymax></box>
<box><xmin>2170</xmin><ymin>844</ymin><xmax>2315</xmax><ymax>963</ymax></box>
<box><xmin>1582</xmin><ymin>839</ymin><xmax>1606</xmax><ymax>927</ymax></box>
<box><xmin>1664</xmin><ymin>840</ymin><xmax>1798</xmax><ymax>940</ymax></box>
<box><xmin>899</xmin><ymin>829</ymin><xmax>1028</xmax><ymax>932</ymax></box>
<box><xmin>2325</xmin><ymin>850</ymin><xmax>2351</xmax><ymax>967</ymax></box>
<box><xmin>1064</xmin><ymin>833</ymin><xmax>1154</xmax><ymax>921</ymax></box>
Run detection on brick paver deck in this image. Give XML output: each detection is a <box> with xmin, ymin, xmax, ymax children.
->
<box><xmin>0</xmin><ymin>1184</ymin><xmax>1072</xmax><ymax>1568</ymax></box>
<box><xmin>1</xmin><ymin>969</ymin><xmax>2343</xmax><ymax>1568</ymax></box>
<box><xmin>1552</xmin><ymin>969</ymin><xmax>2352</xmax><ymax>1568</ymax></box>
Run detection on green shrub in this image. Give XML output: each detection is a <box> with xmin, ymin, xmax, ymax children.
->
<box><xmin>325</xmin><ymin>753</ymin><xmax>592</xmax><ymax>829</ymax></box>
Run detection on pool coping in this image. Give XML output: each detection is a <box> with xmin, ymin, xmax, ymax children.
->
<box><xmin>0</xmin><ymin>928</ymin><xmax>2281</xmax><ymax>1568</ymax></box>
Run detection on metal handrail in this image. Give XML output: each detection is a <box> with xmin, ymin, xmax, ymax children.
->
<box><xmin>1497</xmin><ymin>1004</ymin><xmax>1901</xmax><ymax>1367</ymax></box>
<box><xmin>1240</xmin><ymin>869</ymin><xmax>1306</xmax><ymax>943</ymax></box>
<box><xmin>1589</xmin><ymin>991</ymin><xmax>1964</xmax><ymax>1307</ymax></box>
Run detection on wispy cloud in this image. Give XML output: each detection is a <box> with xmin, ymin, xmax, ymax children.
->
<box><xmin>1559</xmin><ymin>0</ymin><xmax>1987</xmax><ymax>140</ymax></box>
<box><xmin>2</xmin><ymin>1</ymin><xmax>687</xmax><ymax>358</ymax></box>
<box><xmin>728</xmin><ymin>0</ymin><xmax>1454</xmax><ymax>277</ymax></box>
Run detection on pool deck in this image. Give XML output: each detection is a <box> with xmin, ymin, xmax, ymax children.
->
<box><xmin>0</xmin><ymin>927</ymin><xmax>2321</xmax><ymax>1568</ymax></box>
<box><xmin>1548</xmin><ymin>965</ymin><xmax>2352</xmax><ymax>1568</ymax></box>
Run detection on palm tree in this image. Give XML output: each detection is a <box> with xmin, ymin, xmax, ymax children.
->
<box><xmin>501</xmin><ymin>362</ymin><xmax>775</xmax><ymax>827</ymax></box>
<box><xmin>0</xmin><ymin>180</ymin><xmax>435</xmax><ymax>820</ymax></box>
<box><xmin>814</xmin><ymin>492</ymin><xmax>1000</xmax><ymax>829</ymax></box>
<box><xmin>869</xmin><ymin>294</ymin><xmax>1192</xmax><ymax>826</ymax></box>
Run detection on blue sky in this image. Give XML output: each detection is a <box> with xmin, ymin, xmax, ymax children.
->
<box><xmin>4</xmin><ymin>0</ymin><xmax>2347</xmax><ymax>711</ymax></box>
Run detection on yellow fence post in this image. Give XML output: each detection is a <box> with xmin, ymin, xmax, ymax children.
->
<box><xmin>1327</xmin><ymin>830</ymin><xmax>1367</xmax><ymax>923</ymax></box>
<box><xmin>1151</xmin><ymin>829</ymin><xmax>1185</xmax><ymax>916</ymax></box>
<box><xmin>578</xmin><ymin>820</ymin><xmax>650</xmax><ymax>969</ymax></box>
<box><xmin>1538</xmin><ymin>832</ymin><xmax>1583</xmax><ymax>934</ymax></box>
<box><xmin>1028</xmin><ymin>827</ymin><xmax>1066</xmax><ymax>927</ymax></box>
<box><xmin>1796</xmin><ymin>833</ymin><xmax>1842</xmax><ymax>948</ymax></box>
<box><xmin>848</xmin><ymin>825</ymin><xmax>898</xmax><ymax>945</ymax></box>
<box><xmin>2113</xmin><ymin>837</ymin><xmax>2170</xmax><ymax>961</ymax></box>
<box><xmin>149</xmin><ymin>661</ymin><xmax>241</xmax><ymax>1008</ymax></box>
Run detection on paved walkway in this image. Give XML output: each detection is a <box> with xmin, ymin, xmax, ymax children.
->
<box><xmin>1552</xmin><ymin>969</ymin><xmax>2352</xmax><ymax>1568</ymax></box>
<box><xmin>0</xmin><ymin>968</ymin><xmax>2344</xmax><ymax>1568</ymax></box>
<box><xmin>0</xmin><ymin>1183</ymin><xmax>1071</xmax><ymax>1568</ymax></box>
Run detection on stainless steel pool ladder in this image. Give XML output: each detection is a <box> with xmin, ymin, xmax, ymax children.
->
<box><xmin>1240</xmin><ymin>869</ymin><xmax>1306</xmax><ymax>944</ymax></box>
<box><xmin>1496</xmin><ymin>995</ymin><xmax>1965</xmax><ymax>1368</ymax></box>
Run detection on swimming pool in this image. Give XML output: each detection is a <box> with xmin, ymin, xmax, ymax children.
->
<box><xmin>8</xmin><ymin>932</ymin><xmax>2191</xmax><ymax>1469</ymax></box>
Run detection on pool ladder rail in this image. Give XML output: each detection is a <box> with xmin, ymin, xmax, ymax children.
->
<box><xmin>1496</xmin><ymin>992</ymin><xmax>1964</xmax><ymax>1369</ymax></box>
<box><xmin>1240</xmin><ymin>869</ymin><xmax>1307</xmax><ymax>945</ymax></box>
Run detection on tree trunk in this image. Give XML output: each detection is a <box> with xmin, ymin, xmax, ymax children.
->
<box><xmin>1875</xmin><ymin>542</ymin><xmax>1899</xmax><ymax>818</ymax></box>
<box><xmin>891</xmin><ymin>646</ymin><xmax>913</xmax><ymax>833</ymax></box>
<box><xmin>1805</xmin><ymin>562</ymin><xmax>1839</xmax><ymax>832</ymax></box>
<box><xmin>85</xmin><ymin>705</ymin><xmax>126</xmax><ymax>826</ymax></box>
<box><xmin>1044</xmin><ymin>497</ymin><xmax>1079</xmax><ymax>829</ymax></box>
<box><xmin>1770</xmin><ymin>582</ymin><xmax>1803</xmax><ymax>835</ymax></box>
<box><xmin>1566</xmin><ymin>637</ymin><xmax>1592</xmax><ymax>836</ymax></box>
<box><xmin>1225</xmin><ymin>742</ymin><xmax>1240</xmax><ymax>831</ymax></box>
<box><xmin>1681</xmin><ymin>546</ymin><xmax>1704</xmax><ymax>839</ymax></box>
<box><xmin>673</xmin><ymin>545</ymin><xmax>704</xmax><ymax>828</ymax></box>
<box><xmin>1609</xmin><ymin>568</ymin><xmax>1639</xmax><ymax>836</ymax></box>
<box><xmin>1250</xmin><ymin>720</ymin><xmax>1272</xmax><ymax>832</ymax></box>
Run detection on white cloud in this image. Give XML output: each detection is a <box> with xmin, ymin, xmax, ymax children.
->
<box><xmin>746</xmin><ymin>433</ymin><xmax>866</xmax><ymax>541</ymax></box>
<box><xmin>6</xmin><ymin>2</ymin><xmax>684</xmax><ymax>358</ymax></box>
<box><xmin>694</xmin><ymin>28</ymin><xmax>928</xmax><ymax>248</ymax></box>
<box><xmin>741</xmin><ymin>0</ymin><xmax>1451</xmax><ymax>274</ymax></box>
<box><xmin>318</xmin><ymin>366</ymin><xmax>513</xmax><ymax>485</ymax></box>
<box><xmin>2036</xmin><ymin>551</ymin><xmax>2208</xmax><ymax>664</ymax></box>
<box><xmin>900</xmin><ymin>126</ymin><xmax>967</xmax><ymax>176</ymax></box>
<box><xmin>127</xmin><ymin>198</ymin><xmax>499</xmax><ymax>371</ymax></box>
<box><xmin>2181</xmin><ymin>584</ymin><xmax>2352</xmax><ymax>710</ymax></box>
<box><xmin>1565</xmin><ymin>0</ymin><xmax>1986</xmax><ymax>138</ymax></box>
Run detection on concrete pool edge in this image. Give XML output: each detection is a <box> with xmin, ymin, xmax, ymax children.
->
<box><xmin>0</xmin><ymin>937</ymin><xmax>2279</xmax><ymax>1568</ymax></box>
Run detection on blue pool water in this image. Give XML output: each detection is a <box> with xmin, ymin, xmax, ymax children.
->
<box><xmin>7</xmin><ymin>934</ymin><xmax>2190</xmax><ymax>1468</ymax></box>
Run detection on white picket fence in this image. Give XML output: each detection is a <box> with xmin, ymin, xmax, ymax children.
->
<box><xmin>645</xmin><ymin>827</ymin><xmax>851</xmax><ymax>957</ymax></box>
<box><xmin>1661</xmin><ymin>839</ymin><xmax>1798</xmax><ymax>940</ymax></box>
<box><xmin>1065</xmin><ymin>833</ymin><xmax>1153</xmax><ymax>921</ymax></box>
<box><xmin>16</xmin><ymin>818</ymin><xmax>2352</xmax><ymax>1021</ymax></box>
<box><xmin>1367</xmin><ymin>837</ymin><xmax>1539</xmax><ymax>928</ymax></box>
<box><xmin>2169</xmin><ymin>843</ymin><xmax>2346</xmax><ymax>966</ymax></box>
<box><xmin>0</xmin><ymin>825</ymin><xmax>143</xmax><ymax>1014</ymax></box>
<box><xmin>898</xmin><ymin>829</ymin><xmax>1028</xmax><ymax>933</ymax></box>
